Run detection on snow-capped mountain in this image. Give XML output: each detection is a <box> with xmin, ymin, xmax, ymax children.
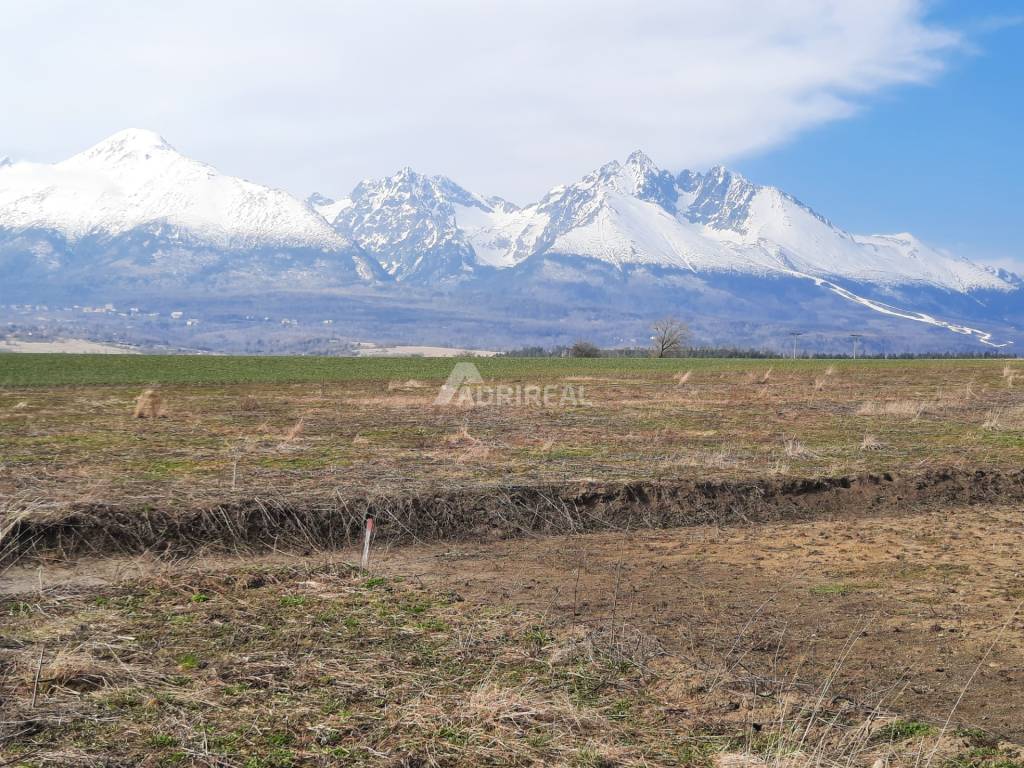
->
<box><xmin>0</xmin><ymin>131</ymin><xmax>1019</xmax><ymax>350</ymax></box>
<box><xmin>311</xmin><ymin>169</ymin><xmax>523</xmax><ymax>281</ymax></box>
<box><xmin>332</xmin><ymin>151</ymin><xmax>1011</xmax><ymax>294</ymax></box>
<box><xmin>0</xmin><ymin>129</ymin><xmax>347</xmax><ymax>249</ymax></box>
<box><xmin>0</xmin><ymin>130</ymin><xmax>381</xmax><ymax>291</ymax></box>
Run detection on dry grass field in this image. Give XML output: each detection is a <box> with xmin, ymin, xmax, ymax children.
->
<box><xmin>1</xmin><ymin>357</ymin><xmax>1021</xmax><ymax>517</ymax></box>
<box><xmin>1</xmin><ymin>355</ymin><xmax>1023</xmax><ymax>766</ymax></box>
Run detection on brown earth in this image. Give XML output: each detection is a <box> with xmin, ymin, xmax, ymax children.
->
<box><xmin>374</xmin><ymin>502</ymin><xmax>1024</xmax><ymax>739</ymax></box>
<box><xmin>5</xmin><ymin>500</ymin><xmax>1023</xmax><ymax>742</ymax></box>
<box><xmin>4</xmin><ymin>468</ymin><xmax>1023</xmax><ymax>566</ymax></box>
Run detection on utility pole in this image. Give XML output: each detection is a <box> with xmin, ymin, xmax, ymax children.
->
<box><xmin>849</xmin><ymin>334</ymin><xmax>863</xmax><ymax>360</ymax></box>
<box><xmin>788</xmin><ymin>331</ymin><xmax>804</xmax><ymax>360</ymax></box>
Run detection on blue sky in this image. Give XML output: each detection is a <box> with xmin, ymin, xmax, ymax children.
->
<box><xmin>737</xmin><ymin>2</ymin><xmax>1023</xmax><ymax>272</ymax></box>
<box><xmin>1</xmin><ymin>1</ymin><xmax>1020</xmax><ymax>273</ymax></box>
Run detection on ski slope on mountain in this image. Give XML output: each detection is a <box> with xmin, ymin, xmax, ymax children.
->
<box><xmin>329</xmin><ymin>151</ymin><xmax>1012</xmax><ymax>295</ymax></box>
<box><xmin>0</xmin><ymin>130</ymin><xmax>1018</xmax><ymax>350</ymax></box>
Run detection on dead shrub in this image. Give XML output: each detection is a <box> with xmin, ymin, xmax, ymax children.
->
<box><xmin>132</xmin><ymin>389</ymin><xmax>165</xmax><ymax>418</ymax></box>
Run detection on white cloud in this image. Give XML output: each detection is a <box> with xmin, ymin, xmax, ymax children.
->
<box><xmin>0</xmin><ymin>0</ymin><xmax>957</xmax><ymax>202</ymax></box>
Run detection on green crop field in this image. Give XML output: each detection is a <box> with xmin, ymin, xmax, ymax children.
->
<box><xmin>0</xmin><ymin>351</ymin><xmax>991</xmax><ymax>387</ymax></box>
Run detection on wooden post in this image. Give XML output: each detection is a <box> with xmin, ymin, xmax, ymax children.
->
<box><xmin>361</xmin><ymin>515</ymin><xmax>375</xmax><ymax>571</ymax></box>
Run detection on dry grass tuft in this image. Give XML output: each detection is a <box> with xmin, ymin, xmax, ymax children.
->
<box><xmin>44</xmin><ymin>649</ymin><xmax>119</xmax><ymax>693</ymax></box>
<box><xmin>456</xmin><ymin>444</ymin><xmax>492</xmax><ymax>463</ymax></box>
<box><xmin>860</xmin><ymin>434</ymin><xmax>884</xmax><ymax>451</ymax></box>
<box><xmin>670</xmin><ymin>448</ymin><xmax>742</xmax><ymax>470</ymax></box>
<box><xmin>388</xmin><ymin>379</ymin><xmax>427</xmax><ymax>391</ymax></box>
<box><xmin>444</xmin><ymin>424</ymin><xmax>480</xmax><ymax>448</ymax></box>
<box><xmin>784</xmin><ymin>438</ymin><xmax>814</xmax><ymax>458</ymax></box>
<box><xmin>983</xmin><ymin>407</ymin><xmax>1024</xmax><ymax>431</ymax></box>
<box><xmin>132</xmin><ymin>388</ymin><xmax>165</xmax><ymax>418</ymax></box>
<box><xmin>463</xmin><ymin>681</ymin><xmax>598</xmax><ymax>731</ymax></box>
<box><xmin>282</xmin><ymin>417</ymin><xmax>304</xmax><ymax>443</ymax></box>
<box><xmin>856</xmin><ymin>400</ymin><xmax>928</xmax><ymax>419</ymax></box>
<box><xmin>983</xmin><ymin>410</ymin><xmax>1003</xmax><ymax>430</ymax></box>
<box><xmin>743</xmin><ymin>368</ymin><xmax>773</xmax><ymax>385</ymax></box>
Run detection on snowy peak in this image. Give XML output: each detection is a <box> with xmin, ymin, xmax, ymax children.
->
<box><xmin>63</xmin><ymin>128</ymin><xmax>178</xmax><ymax>170</ymax></box>
<box><xmin>621</xmin><ymin>150</ymin><xmax>679</xmax><ymax>213</ymax></box>
<box><xmin>332</xmin><ymin>167</ymin><xmax>497</xmax><ymax>280</ymax></box>
<box><xmin>680</xmin><ymin>165</ymin><xmax>760</xmax><ymax>232</ymax></box>
<box><xmin>0</xmin><ymin>156</ymin><xmax>11</xmax><ymax>169</ymax></box>
<box><xmin>0</xmin><ymin>129</ymin><xmax>349</xmax><ymax>252</ymax></box>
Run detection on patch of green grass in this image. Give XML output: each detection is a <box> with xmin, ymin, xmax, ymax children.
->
<box><xmin>875</xmin><ymin>719</ymin><xmax>934</xmax><ymax>742</ymax></box>
<box><xmin>945</xmin><ymin>745</ymin><xmax>1024</xmax><ymax>768</ymax></box>
<box><xmin>177</xmin><ymin>653</ymin><xmax>201</xmax><ymax>671</ymax></box>
<box><xmin>571</xmin><ymin>745</ymin><xmax>614</xmax><ymax>767</ymax></box>
<box><xmin>148</xmin><ymin>733</ymin><xmax>177</xmax><ymax>748</ymax></box>
<box><xmin>414</xmin><ymin>617</ymin><xmax>448</xmax><ymax>632</ymax></box>
<box><xmin>6</xmin><ymin>601</ymin><xmax>33</xmax><ymax>617</ymax></box>
<box><xmin>810</xmin><ymin>582</ymin><xmax>855</xmax><ymax>597</ymax></box>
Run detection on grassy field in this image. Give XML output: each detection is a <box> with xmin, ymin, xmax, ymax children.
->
<box><xmin>2</xmin><ymin>354</ymin><xmax>1024</xmax><ymax>765</ymax></box>
<box><xmin>3</xmin><ymin>556</ymin><xmax>1021</xmax><ymax>767</ymax></box>
<box><xmin>1</xmin><ymin>356</ymin><xmax>1021</xmax><ymax>517</ymax></box>
<box><xmin>0</xmin><ymin>352</ymin><xmax>1001</xmax><ymax>387</ymax></box>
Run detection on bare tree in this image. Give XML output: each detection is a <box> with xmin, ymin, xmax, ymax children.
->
<box><xmin>650</xmin><ymin>317</ymin><xmax>691</xmax><ymax>358</ymax></box>
<box><xmin>569</xmin><ymin>339</ymin><xmax>602</xmax><ymax>358</ymax></box>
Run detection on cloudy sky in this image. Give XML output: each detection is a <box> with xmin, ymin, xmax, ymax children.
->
<box><xmin>1</xmin><ymin>1</ymin><xmax>1020</xmax><ymax>270</ymax></box>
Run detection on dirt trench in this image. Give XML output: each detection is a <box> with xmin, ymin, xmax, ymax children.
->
<box><xmin>3</xmin><ymin>468</ymin><xmax>1023</xmax><ymax>567</ymax></box>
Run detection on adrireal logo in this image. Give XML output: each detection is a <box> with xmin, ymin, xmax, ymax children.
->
<box><xmin>434</xmin><ymin>362</ymin><xmax>486</xmax><ymax>405</ymax></box>
<box><xmin>434</xmin><ymin>362</ymin><xmax>591</xmax><ymax>407</ymax></box>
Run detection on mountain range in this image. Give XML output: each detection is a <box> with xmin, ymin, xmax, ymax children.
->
<box><xmin>0</xmin><ymin>129</ymin><xmax>1020</xmax><ymax>352</ymax></box>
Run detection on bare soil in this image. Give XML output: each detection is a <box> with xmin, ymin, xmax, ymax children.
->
<box><xmin>375</xmin><ymin>502</ymin><xmax>1024</xmax><ymax>739</ymax></box>
<box><xmin>5</xmin><ymin>501</ymin><xmax>1023</xmax><ymax>745</ymax></box>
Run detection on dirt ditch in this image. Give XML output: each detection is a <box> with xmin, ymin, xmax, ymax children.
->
<box><xmin>2</xmin><ymin>467</ymin><xmax>1022</xmax><ymax>567</ymax></box>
